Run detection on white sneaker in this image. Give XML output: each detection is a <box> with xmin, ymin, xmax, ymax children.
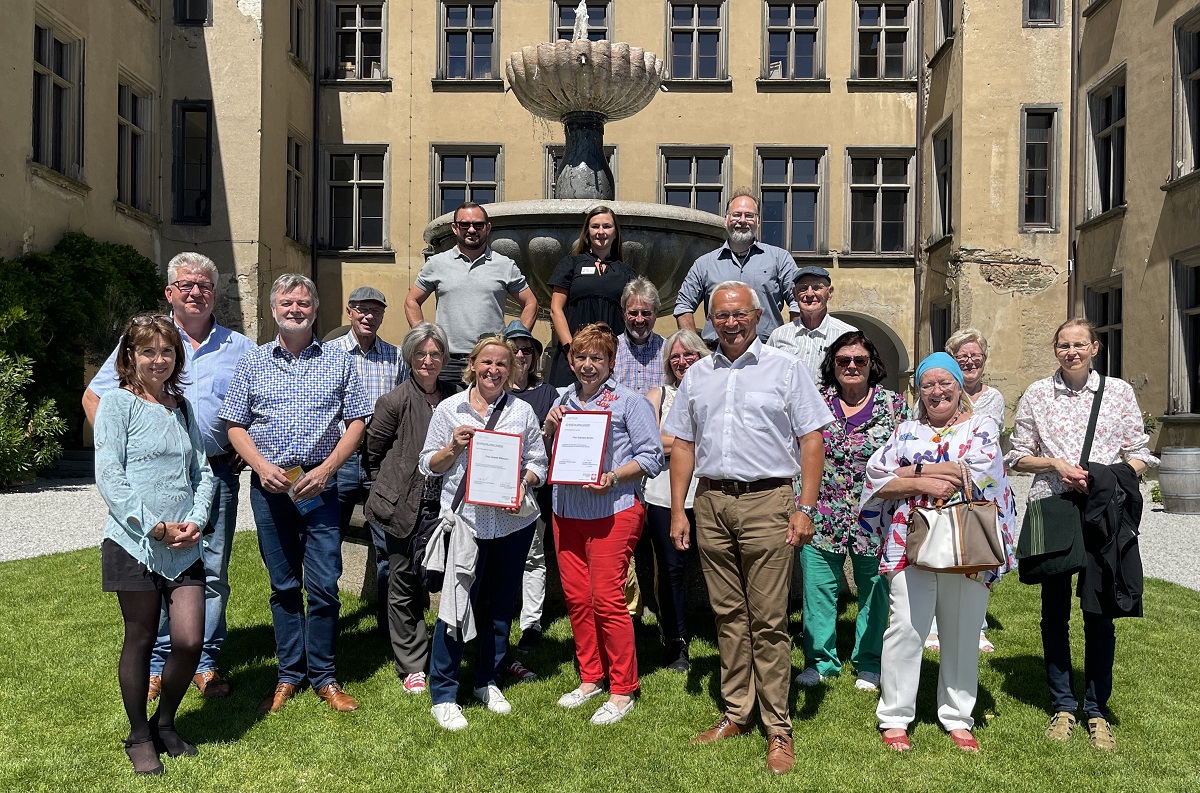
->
<box><xmin>557</xmin><ymin>684</ymin><xmax>608</xmax><ymax>709</ymax></box>
<box><xmin>473</xmin><ymin>683</ymin><xmax>512</xmax><ymax>714</ymax></box>
<box><xmin>794</xmin><ymin>667</ymin><xmax>827</xmax><ymax>687</ymax></box>
<box><xmin>590</xmin><ymin>698</ymin><xmax>635</xmax><ymax>725</ymax></box>
<box><xmin>855</xmin><ymin>673</ymin><xmax>880</xmax><ymax>691</ymax></box>
<box><xmin>431</xmin><ymin>702</ymin><xmax>468</xmax><ymax>731</ymax></box>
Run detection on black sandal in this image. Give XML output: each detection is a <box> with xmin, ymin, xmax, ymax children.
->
<box><xmin>123</xmin><ymin>736</ymin><xmax>164</xmax><ymax>776</ymax></box>
<box><xmin>149</xmin><ymin>712</ymin><xmax>198</xmax><ymax>758</ymax></box>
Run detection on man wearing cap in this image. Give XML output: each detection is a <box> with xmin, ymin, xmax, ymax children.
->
<box><xmin>766</xmin><ymin>265</ymin><xmax>858</xmax><ymax>381</ymax></box>
<box><xmin>673</xmin><ymin>191</ymin><xmax>799</xmax><ymax>345</ymax></box>
<box><xmin>325</xmin><ymin>286</ymin><xmax>408</xmax><ymax>633</ymax></box>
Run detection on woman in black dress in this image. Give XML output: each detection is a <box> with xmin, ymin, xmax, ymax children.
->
<box><xmin>547</xmin><ymin>205</ymin><xmax>637</xmax><ymax>386</ymax></box>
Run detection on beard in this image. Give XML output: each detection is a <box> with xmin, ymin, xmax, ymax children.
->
<box><xmin>276</xmin><ymin>315</ymin><xmax>315</xmax><ymax>333</ymax></box>
<box><xmin>727</xmin><ymin>228</ymin><xmax>755</xmax><ymax>246</ymax></box>
<box><xmin>627</xmin><ymin>325</ymin><xmax>652</xmax><ymax>342</ymax></box>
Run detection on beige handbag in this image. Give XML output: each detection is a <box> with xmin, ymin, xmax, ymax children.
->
<box><xmin>906</xmin><ymin>461</ymin><xmax>1005</xmax><ymax>574</ymax></box>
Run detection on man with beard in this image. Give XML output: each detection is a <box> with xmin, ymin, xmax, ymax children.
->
<box><xmin>766</xmin><ymin>266</ymin><xmax>857</xmax><ymax>381</ymax></box>
<box><xmin>612</xmin><ymin>277</ymin><xmax>666</xmax><ymax>395</ymax></box>
<box><xmin>673</xmin><ymin>192</ymin><xmax>799</xmax><ymax>345</ymax></box>
<box><xmin>221</xmin><ymin>274</ymin><xmax>372</xmax><ymax>714</ymax></box>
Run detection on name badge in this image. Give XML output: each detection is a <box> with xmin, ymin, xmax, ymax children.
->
<box><xmin>580</xmin><ymin>266</ymin><xmax>597</xmax><ymax>275</ymax></box>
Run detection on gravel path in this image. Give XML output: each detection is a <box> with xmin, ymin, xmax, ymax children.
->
<box><xmin>1</xmin><ymin>473</ymin><xmax>1196</xmax><ymax>592</ymax></box>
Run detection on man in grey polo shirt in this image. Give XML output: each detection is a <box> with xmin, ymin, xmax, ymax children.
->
<box><xmin>674</xmin><ymin>191</ymin><xmax>799</xmax><ymax>344</ymax></box>
<box><xmin>766</xmin><ymin>265</ymin><xmax>858</xmax><ymax>380</ymax></box>
<box><xmin>403</xmin><ymin>202</ymin><xmax>538</xmax><ymax>387</ymax></box>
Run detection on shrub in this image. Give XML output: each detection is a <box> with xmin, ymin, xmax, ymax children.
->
<box><xmin>0</xmin><ymin>353</ymin><xmax>66</xmax><ymax>486</ymax></box>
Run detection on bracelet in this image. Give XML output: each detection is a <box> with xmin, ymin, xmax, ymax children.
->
<box><xmin>609</xmin><ymin>470</ymin><xmax>619</xmax><ymax>487</ymax></box>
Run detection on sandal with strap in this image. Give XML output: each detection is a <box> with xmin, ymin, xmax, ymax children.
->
<box><xmin>950</xmin><ymin>729</ymin><xmax>980</xmax><ymax>752</ymax></box>
<box><xmin>1045</xmin><ymin>711</ymin><xmax>1076</xmax><ymax>741</ymax></box>
<box><xmin>881</xmin><ymin>729</ymin><xmax>911</xmax><ymax>752</ymax></box>
<box><xmin>123</xmin><ymin>736</ymin><xmax>164</xmax><ymax>776</ymax></box>
<box><xmin>1087</xmin><ymin>717</ymin><xmax>1116</xmax><ymax>751</ymax></box>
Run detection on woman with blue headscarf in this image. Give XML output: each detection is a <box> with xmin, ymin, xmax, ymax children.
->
<box><xmin>858</xmin><ymin>353</ymin><xmax>1016</xmax><ymax>754</ymax></box>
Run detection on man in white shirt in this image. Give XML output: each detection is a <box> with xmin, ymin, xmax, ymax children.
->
<box><xmin>766</xmin><ymin>265</ymin><xmax>857</xmax><ymax>381</ymax></box>
<box><xmin>663</xmin><ymin>281</ymin><xmax>832</xmax><ymax>775</ymax></box>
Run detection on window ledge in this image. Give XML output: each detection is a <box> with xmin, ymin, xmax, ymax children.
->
<box><xmin>316</xmin><ymin>248</ymin><xmax>397</xmax><ymax>261</ymax></box>
<box><xmin>662</xmin><ymin>78</ymin><xmax>733</xmax><ymax>92</ymax></box>
<box><xmin>1081</xmin><ymin>0</ymin><xmax>1116</xmax><ymax>17</ymax></box>
<box><xmin>1019</xmin><ymin>225</ymin><xmax>1061</xmax><ymax>234</ymax></box>
<box><xmin>846</xmin><ymin>78</ymin><xmax>917</xmax><ymax>91</ymax></box>
<box><xmin>288</xmin><ymin>52</ymin><xmax>313</xmax><ymax>79</ymax></box>
<box><xmin>114</xmin><ymin>201</ymin><xmax>160</xmax><ymax>228</ymax></box>
<box><xmin>1161</xmin><ymin>413</ymin><xmax>1200</xmax><ymax>424</ymax></box>
<box><xmin>1075</xmin><ymin>204</ymin><xmax>1127</xmax><ymax>232</ymax></box>
<box><xmin>285</xmin><ymin>237</ymin><xmax>313</xmax><ymax>255</ymax></box>
<box><xmin>321</xmin><ymin>77</ymin><xmax>392</xmax><ymax>91</ymax></box>
<box><xmin>126</xmin><ymin>0</ymin><xmax>156</xmax><ymax>20</ymax></box>
<box><xmin>927</xmin><ymin>35</ymin><xmax>954</xmax><ymax>69</ymax></box>
<box><xmin>28</xmin><ymin>162</ymin><xmax>90</xmax><ymax>196</ymax></box>
<box><xmin>1024</xmin><ymin>19</ymin><xmax>1063</xmax><ymax>28</ymax></box>
<box><xmin>1162</xmin><ymin>169</ymin><xmax>1200</xmax><ymax>194</ymax></box>
<box><xmin>837</xmin><ymin>253</ymin><xmax>916</xmax><ymax>267</ymax></box>
<box><xmin>755</xmin><ymin>77</ymin><xmax>830</xmax><ymax>92</ymax></box>
<box><xmin>431</xmin><ymin>78</ymin><xmax>505</xmax><ymax>92</ymax></box>
<box><xmin>923</xmin><ymin>233</ymin><xmax>953</xmax><ymax>253</ymax></box>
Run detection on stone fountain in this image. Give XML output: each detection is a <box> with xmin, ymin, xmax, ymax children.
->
<box><xmin>422</xmin><ymin>3</ymin><xmax>727</xmax><ymax>314</ymax></box>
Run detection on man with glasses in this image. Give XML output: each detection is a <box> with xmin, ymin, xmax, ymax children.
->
<box><xmin>83</xmin><ymin>251</ymin><xmax>255</xmax><ymax>702</ymax></box>
<box><xmin>404</xmin><ymin>202</ymin><xmax>538</xmax><ymax>388</ymax></box>
<box><xmin>766</xmin><ymin>265</ymin><xmax>858</xmax><ymax>381</ymax></box>
<box><xmin>674</xmin><ymin>191</ymin><xmax>800</xmax><ymax>345</ymax></box>
<box><xmin>325</xmin><ymin>286</ymin><xmax>407</xmax><ymax>635</ymax></box>
<box><xmin>612</xmin><ymin>277</ymin><xmax>666</xmax><ymax>395</ymax></box>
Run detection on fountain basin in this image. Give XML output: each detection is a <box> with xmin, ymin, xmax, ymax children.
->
<box><xmin>506</xmin><ymin>40</ymin><xmax>665</xmax><ymax>123</ymax></box>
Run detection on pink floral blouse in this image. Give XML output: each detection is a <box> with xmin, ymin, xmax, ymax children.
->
<box><xmin>1005</xmin><ymin>370</ymin><xmax>1159</xmax><ymax>503</ymax></box>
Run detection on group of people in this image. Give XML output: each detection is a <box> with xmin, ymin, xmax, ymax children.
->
<box><xmin>88</xmin><ymin>194</ymin><xmax>1157</xmax><ymax>777</ymax></box>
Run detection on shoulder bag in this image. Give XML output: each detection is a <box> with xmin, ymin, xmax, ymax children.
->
<box><xmin>906</xmin><ymin>459</ymin><xmax>1006</xmax><ymax>575</ymax></box>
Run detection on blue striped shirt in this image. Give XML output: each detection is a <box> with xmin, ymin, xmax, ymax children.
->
<box><xmin>552</xmin><ymin>378</ymin><xmax>664</xmax><ymax>520</ymax></box>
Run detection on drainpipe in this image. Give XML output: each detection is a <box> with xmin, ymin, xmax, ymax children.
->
<box><xmin>310</xmin><ymin>3</ymin><xmax>322</xmax><ymax>313</ymax></box>
<box><xmin>1066</xmin><ymin>0</ymin><xmax>1081</xmax><ymax>318</ymax></box>
<box><xmin>912</xmin><ymin>2</ymin><xmax>926</xmax><ymax>367</ymax></box>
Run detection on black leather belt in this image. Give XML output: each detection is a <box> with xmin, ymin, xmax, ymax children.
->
<box><xmin>207</xmin><ymin>451</ymin><xmax>233</xmax><ymax>467</ymax></box>
<box><xmin>699</xmin><ymin>477</ymin><xmax>791</xmax><ymax>495</ymax></box>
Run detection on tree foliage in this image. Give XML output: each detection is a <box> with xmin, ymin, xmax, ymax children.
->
<box><xmin>0</xmin><ymin>353</ymin><xmax>66</xmax><ymax>486</ymax></box>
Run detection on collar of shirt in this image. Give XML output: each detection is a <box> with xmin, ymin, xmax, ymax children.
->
<box><xmin>453</xmin><ymin>246</ymin><xmax>492</xmax><ymax>267</ymax></box>
<box><xmin>717</xmin><ymin>240</ymin><xmax>763</xmax><ymax>261</ymax></box>
<box><xmin>567</xmin><ymin>377</ymin><xmax>618</xmax><ymax>408</ymax></box>
<box><xmin>169</xmin><ymin>313</ymin><xmax>228</xmax><ymax>353</ymax></box>
<box><xmin>456</xmin><ymin>386</ymin><xmax>508</xmax><ymax>421</ymax></box>
<box><xmin>1052</xmin><ymin>368</ymin><xmax>1100</xmax><ymax>394</ymax></box>
<box><xmin>796</xmin><ymin>313</ymin><xmax>832</xmax><ymax>338</ymax></box>
<box><xmin>270</xmin><ymin>334</ymin><xmax>322</xmax><ymax>361</ymax></box>
<box><xmin>712</xmin><ymin>338</ymin><xmax>763</xmax><ymax>369</ymax></box>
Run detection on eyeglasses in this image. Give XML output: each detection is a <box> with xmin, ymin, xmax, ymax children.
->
<box><xmin>728</xmin><ymin>212</ymin><xmax>758</xmax><ymax>220</ymax></box>
<box><xmin>625</xmin><ymin>310</ymin><xmax>655</xmax><ymax>318</ymax></box>
<box><xmin>349</xmin><ymin>304</ymin><xmax>384</xmax><ymax>317</ymax></box>
<box><xmin>171</xmin><ymin>280</ymin><xmax>215</xmax><ymax>294</ymax></box>
<box><xmin>919</xmin><ymin>380</ymin><xmax>959</xmax><ymax>392</ymax></box>
<box><xmin>794</xmin><ymin>283</ymin><xmax>828</xmax><ymax>293</ymax></box>
<box><xmin>453</xmin><ymin>221</ymin><xmax>488</xmax><ymax>230</ymax></box>
<box><xmin>668</xmin><ymin>351</ymin><xmax>701</xmax><ymax>362</ymax></box>
<box><xmin>954</xmin><ymin>354</ymin><xmax>984</xmax><ymax>363</ymax></box>
<box><xmin>710</xmin><ymin>310</ymin><xmax>755</xmax><ymax>323</ymax></box>
<box><xmin>414</xmin><ymin>351</ymin><xmax>444</xmax><ymax>361</ymax></box>
<box><xmin>835</xmin><ymin>355</ymin><xmax>870</xmax><ymax>367</ymax></box>
<box><xmin>1055</xmin><ymin>342</ymin><xmax>1093</xmax><ymax>351</ymax></box>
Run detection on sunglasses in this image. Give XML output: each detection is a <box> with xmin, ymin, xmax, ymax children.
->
<box><xmin>835</xmin><ymin>355</ymin><xmax>870</xmax><ymax>367</ymax></box>
<box><xmin>453</xmin><ymin>221</ymin><xmax>488</xmax><ymax>230</ymax></box>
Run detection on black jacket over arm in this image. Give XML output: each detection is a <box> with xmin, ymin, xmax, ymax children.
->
<box><xmin>1080</xmin><ymin>461</ymin><xmax>1144</xmax><ymax>618</ymax></box>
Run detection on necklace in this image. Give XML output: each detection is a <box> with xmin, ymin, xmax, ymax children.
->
<box><xmin>926</xmin><ymin>410</ymin><xmax>963</xmax><ymax>433</ymax></box>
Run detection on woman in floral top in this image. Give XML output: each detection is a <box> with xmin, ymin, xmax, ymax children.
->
<box><xmin>859</xmin><ymin>353</ymin><xmax>1016</xmax><ymax>754</ymax></box>
<box><xmin>793</xmin><ymin>331</ymin><xmax>908</xmax><ymax>694</ymax></box>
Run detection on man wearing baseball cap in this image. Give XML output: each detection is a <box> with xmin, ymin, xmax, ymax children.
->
<box><xmin>766</xmin><ymin>266</ymin><xmax>857</xmax><ymax>381</ymax></box>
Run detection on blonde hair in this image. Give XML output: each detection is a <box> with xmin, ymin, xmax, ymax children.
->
<box><xmin>1054</xmin><ymin>317</ymin><xmax>1099</xmax><ymax>346</ymax></box>
<box><xmin>462</xmin><ymin>335</ymin><xmax>517</xmax><ymax>389</ymax></box>
<box><xmin>945</xmin><ymin>328</ymin><xmax>989</xmax><ymax>358</ymax></box>
<box><xmin>661</xmin><ymin>329</ymin><xmax>710</xmax><ymax>386</ymax></box>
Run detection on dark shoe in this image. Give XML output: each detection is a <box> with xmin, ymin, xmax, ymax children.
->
<box><xmin>149</xmin><ymin>712</ymin><xmax>198</xmax><ymax>758</ymax></box>
<box><xmin>123</xmin><ymin>736</ymin><xmax>163</xmax><ymax>776</ymax></box>
<box><xmin>516</xmin><ymin>627</ymin><xmax>542</xmax><ymax>654</ymax></box>
<box><xmin>146</xmin><ymin>675</ymin><xmax>162</xmax><ymax>703</ymax></box>
<box><xmin>666</xmin><ymin>641</ymin><xmax>690</xmax><ymax>673</ymax></box>
<box><xmin>316</xmin><ymin>681</ymin><xmax>359</xmax><ymax>712</ymax></box>
<box><xmin>258</xmin><ymin>681</ymin><xmax>300</xmax><ymax>714</ymax></box>
<box><xmin>690</xmin><ymin>714</ymin><xmax>754</xmax><ymax>745</ymax></box>
<box><xmin>193</xmin><ymin>670</ymin><xmax>232</xmax><ymax>699</ymax></box>
<box><xmin>766</xmin><ymin>733</ymin><xmax>795</xmax><ymax>775</ymax></box>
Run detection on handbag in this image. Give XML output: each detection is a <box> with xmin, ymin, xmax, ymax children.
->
<box><xmin>906</xmin><ymin>460</ymin><xmax>1005</xmax><ymax>574</ymax></box>
<box><xmin>412</xmin><ymin>393</ymin><xmax>508</xmax><ymax>592</ymax></box>
<box><xmin>1016</xmin><ymin>375</ymin><xmax>1106</xmax><ymax>584</ymax></box>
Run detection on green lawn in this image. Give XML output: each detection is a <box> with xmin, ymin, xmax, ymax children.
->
<box><xmin>2</xmin><ymin>535</ymin><xmax>1199</xmax><ymax>793</ymax></box>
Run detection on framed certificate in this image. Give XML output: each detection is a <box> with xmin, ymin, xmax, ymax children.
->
<box><xmin>464</xmin><ymin>430</ymin><xmax>524</xmax><ymax>508</ymax></box>
<box><xmin>548</xmin><ymin>411</ymin><xmax>611</xmax><ymax>485</ymax></box>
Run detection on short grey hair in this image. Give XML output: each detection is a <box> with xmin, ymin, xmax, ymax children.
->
<box><xmin>401</xmin><ymin>322</ymin><xmax>449</xmax><ymax>367</ymax></box>
<box><xmin>661</xmin><ymin>328</ymin><xmax>710</xmax><ymax>387</ymax></box>
<box><xmin>621</xmin><ymin>276</ymin><xmax>661</xmax><ymax>313</ymax></box>
<box><xmin>167</xmin><ymin>252</ymin><xmax>218</xmax><ymax>284</ymax></box>
<box><xmin>269</xmin><ymin>273</ymin><xmax>319</xmax><ymax>310</ymax></box>
<box><xmin>945</xmin><ymin>328</ymin><xmax>990</xmax><ymax>358</ymax></box>
<box><xmin>724</xmin><ymin>188</ymin><xmax>757</xmax><ymax>214</ymax></box>
<box><xmin>707</xmin><ymin>280</ymin><xmax>761</xmax><ymax>313</ymax></box>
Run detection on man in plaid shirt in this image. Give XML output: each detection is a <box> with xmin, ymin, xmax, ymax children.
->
<box><xmin>612</xmin><ymin>277</ymin><xmax>665</xmax><ymax>396</ymax></box>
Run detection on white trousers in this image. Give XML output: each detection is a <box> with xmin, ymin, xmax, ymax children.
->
<box><xmin>519</xmin><ymin>517</ymin><xmax>546</xmax><ymax>631</ymax></box>
<box><xmin>877</xmin><ymin>567</ymin><xmax>990</xmax><ymax>732</ymax></box>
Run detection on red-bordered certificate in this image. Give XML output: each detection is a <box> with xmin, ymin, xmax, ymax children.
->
<box><xmin>548</xmin><ymin>411</ymin><xmax>611</xmax><ymax>485</ymax></box>
<box><xmin>464</xmin><ymin>430</ymin><xmax>524</xmax><ymax>508</ymax></box>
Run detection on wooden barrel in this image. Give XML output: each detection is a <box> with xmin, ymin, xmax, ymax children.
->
<box><xmin>1159</xmin><ymin>447</ymin><xmax>1200</xmax><ymax>514</ymax></box>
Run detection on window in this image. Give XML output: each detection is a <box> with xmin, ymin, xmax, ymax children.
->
<box><xmin>1171</xmin><ymin>252</ymin><xmax>1200</xmax><ymax>413</ymax></box>
<box><xmin>1025</xmin><ymin>0</ymin><xmax>1056</xmax><ymax>25</ymax></box>
<box><xmin>173</xmin><ymin>101</ymin><xmax>211</xmax><ymax>224</ymax></box>
<box><xmin>175</xmin><ymin>0</ymin><xmax>208</xmax><ymax>24</ymax></box>
<box><xmin>848</xmin><ymin>152</ymin><xmax>912</xmax><ymax>254</ymax></box>
<box><xmin>326</xmin><ymin>148</ymin><xmax>387</xmax><ymax>249</ymax></box>
<box><xmin>932</xmin><ymin>123</ymin><xmax>953</xmax><ymax>240</ymax></box>
<box><xmin>764</xmin><ymin>3</ymin><xmax>822</xmax><ymax>80</ymax></box>
<box><xmin>286</xmin><ymin>135</ymin><xmax>309</xmax><ymax>243</ymax></box>
<box><xmin>555</xmin><ymin>1</ymin><xmax>610</xmax><ymax>41</ymax></box>
<box><xmin>931</xmin><ymin>300</ymin><xmax>951</xmax><ymax>352</ymax></box>
<box><xmin>854</xmin><ymin>1</ymin><xmax>913</xmax><ymax>79</ymax></box>
<box><xmin>290</xmin><ymin>0</ymin><xmax>311</xmax><ymax>67</ymax></box>
<box><xmin>1021</xmin><ymin>108</ymin><xmax>1057</xmax><ymax>229</ymax></box>
<box><xmin>668</xmin><ymin>2</ymin><xmax>726</xmax><ymax>80</ymax></box>
<box><xmin>117</xmin><ymin>81</ymin><xmax>152</xmax><ymax>213</ymax></box>
<box><xmin>660</xmin><ymin>148</ymin><xmax>729</xmax><ymax>214</ymax></box>
<box><xmin>1087</xmin><ymin>78</ymin><xmax>1126</xmax><ymax>217</ymax></box>
<box><xmin>31</xmin><ymin>23</ymin><xmax>84</xmax><ymax>180</ymax></box>
<box><xmin>1174</xmin><ymin>11</ymin><xmax>1200</xmax><ymax>178</ymax></box>
<box><xmin>545</xmin><ymin>145</ymin><xmax>617</xmax><ymax>198</ymax></box>
<box><xmin>440</xmin><ymin>2</ymin><xmax>497</xmax><ymax>80</ymax></box>
<box><xmin>935</xmin><ymin>0</ymin><xmax>954</xmax><ymax>48</ymax></box>
<box><xmin>331</xmin><ymin>3</ymin><xmax>384</xmax><ymax>79</ymax></box>
<box><xmin>758</xmin><ymin>149</ymin><xmax>824</xmax><ymax>253</ymax></box>
<box><xmin>433</xmin><ymin>147</ymin><xmax>499</xmax><ymax>217</ymax></box>
<box><xmin>1085</xmin><ymin>283</ymin><xmax>1122</xmax><ymax>378</ymax></box>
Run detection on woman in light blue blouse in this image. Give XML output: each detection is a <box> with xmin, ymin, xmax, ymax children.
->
<box><xmin>94</xmin><ymin>314</ymin><xmax>215</xmax><ymax>775</ymax></box>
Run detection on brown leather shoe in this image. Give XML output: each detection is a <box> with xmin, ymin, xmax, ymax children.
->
<box><xmin>765</xmin><ymin>733</ymin><xmax>795</xmax><ymax>775</ymax></box>
<box><xmin>146</xmin><ymin>675</ymin><xmax>162</xmax><ymax>703</ymax></box>
<box><xmin>316</xmin><ymin>681</ymin><xmax>359</xmax><ymax>712</ymax></box>
<box><xmin>690</xmin><ymin>714</ymin><xmax>754</xmax><ymax>745</ymax></box>
<box><xmin>193</xmin><ymin>670</ymin><xmax>232</xmax><ymax>699</ymax></box>
<box><xmin>258</xmin><ymin>682</ymin><xmax>299</xmax><ymax>714</ymax></box>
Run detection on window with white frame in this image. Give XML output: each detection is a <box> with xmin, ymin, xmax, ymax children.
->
<box><xmin>854</xmin><ymin>1</ymin><xmax>913</xmax><ymax>79</ymax></box>
<box><xmin>433</xmin><ymin>147</ymin><xmax>499</xmax><ymax>217</ymax></box>
<box><xmin>440</xmin><ymin>2</ymin><xmax>497</xmax><ymax>80</ymax></box>
<box><xmin>1021</xmin><ymin>108</ymin><xmax>1057</xmax><ymax>229</ymax></box>
<box><xmin>668</xmin><ymin>2</ymin><xmax>726</xmax><ymax>80</ymax></box>
<box><xmin>326</xmin><ymin>148</ymin><xmax>387</xmax><ymax>250</ymax></box>
<box><xmin>1085</xmin><ymin>282</ymin><xmax>1122</xmax><ymax>378</ymax></box>
<box><xmin>764</xmin><ymin>3</ymin><xmax>822</xmax><ymax>80</ymax></box>
<box><xmin>1171</xmin><ymin>251</ymin><xmax>1200</xmax><ymax>413</ymax></box>
<box><xmin>661</xmin><ymin>148</ymin><xmax>729</xmax><ymax>215</ymax></box>
<box><xmin>848</xmin><ymin>151</ymin><xmax>911</xmax><ymax>254</ymax></box>
<box><xmin>286</xmin><ymin>135</ymin><xmax>309</xmax><ymax>243</ymax></box>
<box><xmin>290</xmin><ymin>0</ymin><xmax>311</xmax><ymax>67</ymax></box>
<box><xmin>935</xmin><ymin>0</ymin><xmax>954</xmax><ymax>49</ymax></box>
<box><xmin>175</xmin><ymin>0</ymin><xmax>208</xmax><ymax>25</ymax></box>
<box><xmin>545</xmin><ymin>145</ymin><xmax>617</xmax><ymax>198</ymax></box>
<box><xmin>1025</xmin><ymin>0</ymin><xmax>1056</xmax><ymax>25</ymax></box>
<box><xmin>32</xmin><ymin>22</ymin><xmax>84</xmax><ymax>180</ymax></box>
<box><xmin>555</xmin><ymin>1</ymin><xmax>610</xmax><ymax>41</ymax></box>
<box><xmin>1174</xmin><ymin>10</ymin><xmax>1200</xmax><ymax>178</ymax></box>
<box><xmin>932</xmin><ymin>123</ymin><xmax>953</xmax><ymax>240</ymax></box>
<box><xmin>117</xmin><ymin>81</ymin><xmax>152</xmax><ymax>213</ymax></box>
<box><xmin>758</xmin><ymin>149</ymin><xmax>824</xmax><ymax>253</ymax></box>
<box><xmin>173</xmin><ymin>101</ymin><xmax>211</xmax><ymax>224</ymax></box>
<box><xmin>1087</xmin><ymin>77</ymin><xmax>1126</xmax><ymax>217</ymax></box>
<box><xmin>331</xmin><ymin>3</ymin><xmax>384</xmax><ymax>79</ymax></box>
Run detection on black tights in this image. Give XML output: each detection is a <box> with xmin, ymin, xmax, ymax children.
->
<box><xmin>117</xmin><ymin>586</ymin><xmax>204</xmax><ymax>742</ymax></box>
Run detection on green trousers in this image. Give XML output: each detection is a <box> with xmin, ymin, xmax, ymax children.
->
<box><xmin>800</xmin><ymin>544</ymin><xmax>889</xmax><ymax>677</ymax></box>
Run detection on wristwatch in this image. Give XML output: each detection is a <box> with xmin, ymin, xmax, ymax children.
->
<box><xmin>797</xmin><ymin>504</ymin><xmax>818</xmax><ymax>521</ymax></box>
<box><xmin>914</xmin><ymin>462</ymin><xmax>925</xmax><ymax>476</ymax></box>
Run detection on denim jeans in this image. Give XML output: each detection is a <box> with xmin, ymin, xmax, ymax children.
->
<box><xmin>150</xmin><ymin>457</ymin><xmax>240</xmax><ymax>676</ymax></box>
<box><xmin>250</xmin><ymin>474</ymin><xmax>343</xmax><ymax>690</ymax></box>
<box><xmin>1040</xmin><ymin>572</ymin><xmax>1116</xmax><ymax>719</ymax></box>
<box><xmin>429</xmin><ymin>522</ymin><xmax>535</xmax><ymax>705</ymax></box>
<box><xmin>337</xmin><ymin>451</ymin><xmax>388</xmax><ymax>630</ymax></box>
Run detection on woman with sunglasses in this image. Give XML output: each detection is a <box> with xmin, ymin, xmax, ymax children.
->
<box><xmin>793</xmin><ymin>331</ymin><xmax>908</xmax><ymax>693</ymax></box>
<box><xmin>547</xmin><ymin>206</ymin><xmax>637</xmax><ymax>386</ymax></box>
